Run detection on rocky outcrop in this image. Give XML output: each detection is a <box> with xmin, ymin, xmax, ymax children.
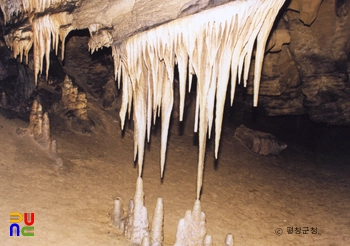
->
<box><xmin>247</xmin><ymin>0</ymin><xmax>350</xmax><ymax>125</ymax></box>
<box><xmin>234</xmin><ymin>125</ymin><xmax>287</xmax><ymax>156</ymax></box>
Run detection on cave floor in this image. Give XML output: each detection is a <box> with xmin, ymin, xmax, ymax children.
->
<box><xmin>0</xmin><ymin>102</ymin><xmax>350</xmax><ymax>246</ymax></box>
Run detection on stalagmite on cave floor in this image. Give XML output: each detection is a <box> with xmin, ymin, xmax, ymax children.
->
<box><xmin>0</xmin><ymin>99</ymin><xmax>350</xmax><ymax>246</ymax></box>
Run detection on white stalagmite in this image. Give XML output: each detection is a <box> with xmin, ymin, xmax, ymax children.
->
<box><xmin>111</xmin><ymin>197</ymin><xmax>125</xmax><ymax>231</ymax></box>
<box><xmin>132</xmin><ymin>177</ymin><xmax>149</xmax><ymax>244</ymax></box>
<box><xmin>204</xmin><ymin>235</ymin><xmax>213</xmax><ymax>246</ymax></box>
<box><xmin>174</xmin><ymin>199</ymin><xmax>206</xmax><ymax>246</ymax></box>
<box><xmin>113</xmin><ymin>0</ymin><xmax>286</xmax><ymax>199</ymax></box>
<box><xmin>225</xmin><ymin>233</ymin><xmax>234</xmax><ymax>246</ymax></box>
<box><xmin>150</xmin><ymin>198</ymin><xmax>164</xmax><ymax>246</ymax></box>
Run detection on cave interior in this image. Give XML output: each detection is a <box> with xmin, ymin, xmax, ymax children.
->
<box><xmin>1</xmin><ymin>0</ymin><xmax>350</xmax><ymax>245</ymax></box>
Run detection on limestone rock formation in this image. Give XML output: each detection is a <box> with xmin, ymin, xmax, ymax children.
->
<box><xmin>18</xmin><ymin>100</ymin><xmax>63</xmax><ymax>165</ymax></box>
<box><xmin>225</xmin><ymin>233</ymin><xmax>234</xmax><ymax>246</ymax></box>
<box><xmin>150</xmin><ymin>198</ymin><xmax>164</xmax><ymax>246</ymax></box>
<box><xmin>61</xmin><ymin>75</ymin><xmax>88</xmax><ymax>120</ymax></box>
<box><xmin>174</xmin><ymin>200</ymin><xmax>207</xmax><ymax>246</ymax></box>
<box><xmin>234</xmin><ymin>124</ymin><xmax>287</xmax><ymax>156</ymax></box>
<box><xmin>56</xmin><ymin>75</ymin><xmax>95</xmax><ymax>133</ymax></box>
<box><xmin>247</xmin><ymin>0</ymin><xmax>350</xmax><ymax>125</ymax></box>
<box><xmin>114</xmin><ymin>177</ymin><xmax>234</xmax><ymax>245</ymax></box>
<box><xmin>111</xmin><ymin>197</ymin><xmax>125</xmax><ymax>231</ymax></box>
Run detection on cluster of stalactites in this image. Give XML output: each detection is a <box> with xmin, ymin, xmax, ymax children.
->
<box><xmin>1</xmin><ymin>0</ymin><xmax>73</xmax><ymax>85</ymax></box>
<box><xmin>32</xmin><ymin>11</ymin><xmax>73</xmax><ymax>84</ymax></box>
<box><xmin>3</xmin><ymin>22</ymin><xmax>33</xmax><ymax>64</ymax></box>
<box><xmin>112</xmin><ymin>0</ymin><xmax>286</xmax><ymax>199</ymax></box>
<box><xmin>0</xmin><ymin>0</ymin><xmax>22</xmax><ymax>23</ymax></box>
<box><xmin>88</xmin><ymin>24</ymin><xmax>113</xmax><ymax>54</ymax></box>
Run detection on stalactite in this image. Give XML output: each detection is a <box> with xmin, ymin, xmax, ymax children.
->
<box><xmin>88</xmin><ymin>24</ymin><xmax>113</xmax><ymax>54</ymax></box>
<box><xmin>0</xmin><ymin>0</ymin><xmax>22</xmax><ymax>23</ymax></box>
<box><xmin>113</xmin><ymin>0</ymin><xmax>286</xmax><ymax>199</ymax></box>
<box><xmin>22</xmin><ymin>0</ymin><xmax>69</xmax><ymax>14</ymax></box>
<box><xmin>31</xmin><ymin>12</ymin><xmax>73</xmax><ymax>84</ymax></box>
<box><xmin>1</xmin><ymin>1</ymin><xmax>74</xmax><ymax>86</ymax></box>
<box><xmin>3</xmin><ymin>23</ymin><xmax>33</xmax><ymax>64</ymax></box>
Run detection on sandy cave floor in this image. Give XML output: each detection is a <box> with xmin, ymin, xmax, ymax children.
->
<box><xmin>0</xmin><ymin>100</ymin><xmax>350</xmax><ymax>246</ymax></box>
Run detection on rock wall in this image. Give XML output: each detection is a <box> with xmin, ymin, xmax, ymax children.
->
<box><xmin>249</xmin><ymin>0</ymin><xmax>350</xmax><ymax>125</ymax></box>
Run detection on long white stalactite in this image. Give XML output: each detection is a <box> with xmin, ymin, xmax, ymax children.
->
<box><xmin>113</xmin><ymin>0</ymin><xmax>286</xmax><ymax>199</ymax></box>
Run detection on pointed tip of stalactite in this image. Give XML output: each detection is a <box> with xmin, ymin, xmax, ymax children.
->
<box><xmin>196</xmin><ymin>186</ymin><xmax>201</xmax><ymax>200</ymax></box>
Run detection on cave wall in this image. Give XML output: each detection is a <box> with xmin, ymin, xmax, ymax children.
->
<box><xmin>250</xmin><ymin>0</ymin><xmax>350</xmax><ymax>125</ymax></box>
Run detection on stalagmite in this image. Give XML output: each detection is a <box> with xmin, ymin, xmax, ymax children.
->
<box><xmin>225</xmin><ymin>233</ymin><xmax>234</xmax><ymax>246</ymax></box>
<box><xmin>113</xmin><ymin>0</ymin><xmax>286</xmax><ymax>199</ymax></box>
<box><xmin>18</xmin><ymin>100</ymin><xmax>62</xmax><ymax>165</ymax></box>
<box><xmin>111</xmin><ymin>198</ymin><xmax>125</xmax><ymax>231</ymax></box>
<box><xmin>1</xmin><ymin>92</ymin><xmax>7</xmax><ymax>108</ymax></box>
<box><xmin>141</xmin><ymin>236</ymin><xmax>151</xmax><ymax>246</ymax></box>
<box><xmin>61</xmin><ymin>75</ymin><xmax>89</xmax><ymax>120</ymax></box>
<box><xmin>204</xmin><ymin>235</ymin><xmax>213</xmax><ymax>246</ymax></box>
<box><xmin>150</xmin><ymin>198</ymin><xmax>164</xmax><ymax>246</ymax></box>
<box><xmin>131</xmin><ymin>177</ymin><xmax>149</xmax><ymax>244</ymax></box>
<box><xmin>124</xmin><ymin>199</ymin><xmax>134</xmax><ymax>240</ymax></box>
<box><xmin>28</xmin><ymin>100</ymin><xmax>39</xmax><ymax>135</ymax></box>
<box><xmin>33</xmin><ymin>102</ymin><xmax>43</xmax><ymax>140</ymax></box>
<box><xmin>41</xmin><ymin>112</ymin><xmax>51</xmax><ymax>149</ymax></box>
<box><xmin>174</xmin><ymin>199</ymin><xmax>206</xmax><ymax>246</ymax></box>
